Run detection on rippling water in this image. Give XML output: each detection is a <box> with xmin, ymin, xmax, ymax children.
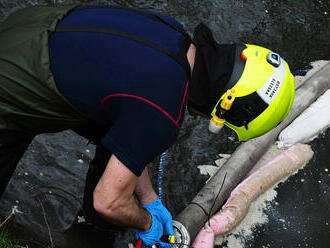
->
<box><xmin>0</xmin><ymin>1</ymin><xmax>329</xmax><ymax>247</ymax></box>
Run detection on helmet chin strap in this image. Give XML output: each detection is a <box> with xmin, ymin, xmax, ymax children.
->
<box><xmin>209</xmin><ymin>89</ymin><xmax>236</xmax><ymax>133</ymax></box>
<box><xmin>188</xmin><ymin>23</ymin><xmax>237</xmax><ymax>117</ymax></box>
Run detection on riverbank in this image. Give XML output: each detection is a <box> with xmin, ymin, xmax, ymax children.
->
<box><xmin>0</xmin><ymin>228</ymin><xmax>26</xmax><ymax>248</ymax></box>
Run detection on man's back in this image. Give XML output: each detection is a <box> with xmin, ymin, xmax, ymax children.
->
<box><xmin>49</xmin><ymin>6</ymin><xmax>192</xmax><ymax>175</ymax></box>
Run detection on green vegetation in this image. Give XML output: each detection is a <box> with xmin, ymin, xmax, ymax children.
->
<box><xmin>0</xmin><ymin>228</ymin><xmax>23</xmax><ymax>248</ymax></box>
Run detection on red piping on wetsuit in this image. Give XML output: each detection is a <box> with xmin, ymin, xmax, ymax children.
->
<box><xmin>101</xmin><ymin>82</ymin><xmax>189</xmax><ymax>128</ymax></box>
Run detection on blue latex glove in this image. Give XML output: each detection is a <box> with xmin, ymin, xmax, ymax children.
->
<box><xmin>143</xmin><ymin>198</ymin><xmax>174</xmax><ymax>248</ymax></box>
<box><xmin>136</xmin><ymin>214</ymin><xmax>163</xmax><ymax>246</ymax></box>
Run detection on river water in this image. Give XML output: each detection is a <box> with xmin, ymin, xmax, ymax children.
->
<box><xmin>0</xmin><ymin>1</ymin><xmax>329</xmax><ymax>247</ymax></box>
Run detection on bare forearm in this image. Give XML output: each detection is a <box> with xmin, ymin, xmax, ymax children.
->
<box><xmin>93</xmin><ymin>155</ymin><xmax>154</xmax><ymax>231</ymax></box>
<box><xmin>135</xmin><ymin>167</ymin><xmax>157</xmax><ymax>205</ymax></box>
<box><xmin>94</xmin><ymin>193</ymin><xmax>152</xmax><ymax>231</ymax></box>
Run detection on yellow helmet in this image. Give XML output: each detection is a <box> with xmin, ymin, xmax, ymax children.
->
<box><xmin>209</xmin><ymin>44</ymin><xmax>295</xmax><ymax>141</ymax></box>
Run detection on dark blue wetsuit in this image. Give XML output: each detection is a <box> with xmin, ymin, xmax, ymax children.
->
<box><xmin>49</xmin><ymin>6</ymin><xmax>191</xmax><ymax>176</ymax></box>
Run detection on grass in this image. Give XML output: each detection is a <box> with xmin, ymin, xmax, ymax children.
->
<box><xmin>0</xmin><ymin>228</ymin><xmax>25</xmax><ymax>248</ymax></box>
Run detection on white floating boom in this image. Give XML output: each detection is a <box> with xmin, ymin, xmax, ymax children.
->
<box><xmin>175</xmin><ymin>62</ymin><xmax>330</xmax><ymax>242</ymax></box>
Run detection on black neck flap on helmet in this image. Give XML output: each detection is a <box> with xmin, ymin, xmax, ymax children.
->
<box><xmin>188</xmin><ymin>23</ymin><xmax>245</xmax><ymax>118</ymax></box>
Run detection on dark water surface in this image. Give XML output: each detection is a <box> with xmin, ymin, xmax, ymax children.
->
<box><xmin>0</xmin><ymin>0</ymin><xmax>330</xmax><ymax>247</ymax></box>
<box><xmin>218</xmin><ymin>129</ymin><xmax>330</xmax><ymax>248</ymax></box>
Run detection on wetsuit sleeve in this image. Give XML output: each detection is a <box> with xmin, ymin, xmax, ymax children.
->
<box><xmin>101</xmin><ymin>98</ymin><xmax>179</xmax><ymax>176</ymax></box>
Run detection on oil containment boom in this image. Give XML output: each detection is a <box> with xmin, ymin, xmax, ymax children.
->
<box><xmin>175</xmin><ymin>62</ymin><xmax>330</xmax><ymax>242</ymax></box>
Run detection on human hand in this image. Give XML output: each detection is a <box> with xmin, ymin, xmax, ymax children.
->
<box><xmin>135</xmin><ymin>214</ymin><xmax>163</xmax><ymax>247</ymax></box>
<box><xmin>143</xmin><ymin>198</ymin><xmax>174</xmax><ymax>248</ymax></box>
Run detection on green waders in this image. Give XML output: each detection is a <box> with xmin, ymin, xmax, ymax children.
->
<box><xmin>0</xmin><ymin>4</ymin><xmax>90</xmax><ymax>133</ymax></box>
<box><xmin>0</xmin><ymin>4</ymin><xmax>90</xmax><ymax>196</ymax></box>
<box><xmin>0</xmin><ymin>5</ymin><xmax>114</xmax><ymax>233</ymax></box>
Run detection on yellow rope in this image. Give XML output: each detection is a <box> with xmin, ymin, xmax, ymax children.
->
<box><xmin>0</xmin><ymin>212</ymin><xmax>14</xmax><ymax>229</ymax></box>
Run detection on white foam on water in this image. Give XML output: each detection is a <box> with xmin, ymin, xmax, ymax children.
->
<box><xmin>198</xmin><ymin>143</ymin><xmax>312</xmax><ymax>248</ymax></box>
<box><xmin>215</xmin><ymin>186</ymin><xmax>278</xmax><ymax>247</ymax></box>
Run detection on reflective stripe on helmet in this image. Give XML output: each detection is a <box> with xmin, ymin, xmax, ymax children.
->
<box><xmin>256</xmin><ymin>56</ymin><xmax>287</xmax><ymax>105</ymax></box>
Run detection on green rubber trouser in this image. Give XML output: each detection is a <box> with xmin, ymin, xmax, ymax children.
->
<box><xmin>0</xmin><ymin>4</ymin><xmax>90</xmax><ymax>134</ymax></box>
<box><xmin>0</xmin><ymin>5</ymin><xmax>112</xmax><ymax>228</ymax></box>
